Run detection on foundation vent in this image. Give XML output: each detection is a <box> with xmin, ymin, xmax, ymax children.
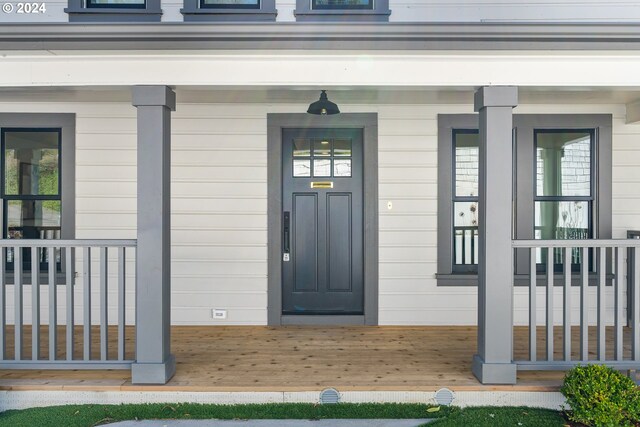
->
<box><xmin>319</xmin><ymin>388</ymin><xmax>340</xmax><ymax>404</ymax></box>
<box><xmin>434</xmin><ymin>388</ymin><xmax>455</xmax><ymax>406</ymax></box>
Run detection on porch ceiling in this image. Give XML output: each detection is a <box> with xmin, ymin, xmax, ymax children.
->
<box><xmin>1</xmin><ymin>86</ymin><xmax>640</xmax><ymax>105</ymax></box>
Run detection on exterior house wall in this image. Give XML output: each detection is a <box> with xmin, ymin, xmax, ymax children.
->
<box><xmin>2</xmin><ymin>0</ymin><xmax>640</xmax><ymax>23</ymax></box>
<box><xmin>0</xmin><ymin>100</ymin><xmax>638</xmax><ymax>326</ymax></box>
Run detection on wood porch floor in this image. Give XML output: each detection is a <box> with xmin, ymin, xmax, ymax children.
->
<box><xmin>0</xmin><ymin>325</ymin><xmax>626</xmax><ymax>392</ymax></box>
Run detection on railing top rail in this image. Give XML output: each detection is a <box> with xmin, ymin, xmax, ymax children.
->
<box><xmin>0</xmin><ymin>239</ymin><xmax>137</xmax><ymax>248</ymax></box>
<box><xmin>512</xmin><ymin>239</ymin><xmax>640</xmax><ymax>248</ymax></box>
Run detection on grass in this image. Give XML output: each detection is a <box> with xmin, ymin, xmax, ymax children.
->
<box><xmin>0</xmin><ymin>403</ymin><xmax>452</xmax><ymax>427</ymax></box>
<box><xmin>430</xmin><ymin>406</ymin><xmax>567</xmax><ymax>427</ymax></box>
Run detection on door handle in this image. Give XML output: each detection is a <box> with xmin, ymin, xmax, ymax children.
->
<box><xmin>283</xmin><ymin>211</ymin><xmax>290</xmax><ymax>254</ymax></box>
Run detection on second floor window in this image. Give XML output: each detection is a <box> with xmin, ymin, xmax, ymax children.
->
<box><xmin>86</xmin><ymin>0</ymin><xmax>146</xmax><ymax>8</ymax></box>
<box><xmin>200</xmin><ymin>0</ymin><xmax>259</xmax><ymax>8</ymax></box>
<box><xmin>312</xmin><ymin>0</ymin><xmax>373</xmax><ymax>10</ymax></box>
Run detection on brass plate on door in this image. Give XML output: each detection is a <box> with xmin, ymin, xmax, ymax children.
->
<box><xmin>311</xmin><ymin>181</ymin><xmax>334</xmax><ymax>189</ymax></box>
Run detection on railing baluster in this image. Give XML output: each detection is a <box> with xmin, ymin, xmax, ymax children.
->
<box><xmin>0</xmin><ymin>248</ymin><xmax>5</xmax><ymax>360</ymax></box>
<box><xmin>14</xmin><ymin>248</ymin><xmax>22</xmax><ymax>360</ymax></box>
<box><xmin>563</xmin><ymin>247</ymin><xmax>572</xmax><ymax>361</ymax></box>
<box><xmin>581</xmin><ymin>247</ymin><xmax>589</xmax><ymax>362</ymax></box>
<box><xmin>100</xmin><ymin>247</ymin><xmax>108</xmax><ymax>361</ymax></box>
<box><xmin>66</xmin><ymin>247</ymin><xmax>74</xmax><ymax>361</ymax></box>
<box><xmin>615</xmin><ymin>246</ymin><xmax>624</xmax><ymax>361</ymax></box>
<box><xmin>546</xmin><ymin>247</ymin><xmax>554</xmax><ymax>361</ymax></box>
<box><xmin>597</xmin><ymin>247</ymin><xmax>606</xmax><ymax>361</ymax></box>
<box><xmin>529</xmin><ymin>247</ymin><xmax>537</xmax><ymax>362</ymax></box>
<box><xmin>31</xmin><ymin>246</ymin><xmax>39</xmax><ymax>361</ymax></box>
<box><xmin>471</xmin><ymin>230</ymin><xmax>476</xmax><ymax>265</ymax></box>
<box><xmin>83</xmin><ymin>247</ymin><xmax>92</xmax><ymax>361</ymax></box>
<box><xmin>633</xmin><ymin>247</ymin><xmax>640</xmax><ymax>361</ymax></box>
<box><xmin>118</xmin><ymin>247</ymin><xmax>126</xmax><ymax>361</ymax></box>
<box><xmin>461</xmin><ymin>230</ymin><xmax>466</xmax><ymax>265</ymax></box>
<box><xmin>48</xmin><ymin>247</ymin><xmax>57</xmax><ymax>361</ymax></box>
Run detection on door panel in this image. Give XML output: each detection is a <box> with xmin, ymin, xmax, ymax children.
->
<box><xmin>282</xmin><ymin>128</ymin><xmax>364</xmax><ymax>315</ymax></box>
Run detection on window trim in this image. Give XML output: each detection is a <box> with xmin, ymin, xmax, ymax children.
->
<box><xmin>294</xmin><ymin>0</ymin><xmax>390</xmax><ymax>22</ymax></box>
<box><xmin>436</xmin><ymin>113</ymin><xmax>612</xmax><ymax>286</ymax></box>
<box><xmin>65</xmin><ymin>0</ymin><xmax>162</xmax><ymax>22</ymax></box>
<box><xmin>181</xmin><ymin>0</ymin><xmax>276</xmax><ymax>21</ymax></box>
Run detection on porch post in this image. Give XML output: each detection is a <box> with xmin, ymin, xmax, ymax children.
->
<box><xmin>472</xmin><ymin>86</ymin><xmax>518</xmax><ymax>384</ymax></box>
<box><xmin>131</xmin><ymin>85</ymin><xmax>176</xmax><ymax>384</ymax></box>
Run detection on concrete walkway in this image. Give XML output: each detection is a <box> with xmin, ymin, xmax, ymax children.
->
<box><xmin>109</xmin><ymin>419</ymin><xmax>435</xmax><ymax>427</ymax></box>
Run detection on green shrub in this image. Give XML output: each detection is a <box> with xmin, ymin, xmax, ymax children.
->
<box><xmin>561</xmin><ymin>364</ymin><xmax>640</xmax><ymax>427</ymax></box>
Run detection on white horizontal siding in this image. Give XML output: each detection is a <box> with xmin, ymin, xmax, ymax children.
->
<box><xmin>0</xmin><ymin>100</ymin><xmax>638</xmax><ymax>327</ymax></box>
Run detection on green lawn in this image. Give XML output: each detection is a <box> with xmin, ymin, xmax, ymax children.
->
<box><xmin>0</xmin><ymin>403</ymin><xmax>566</xmax><ymax>427</ymax></box>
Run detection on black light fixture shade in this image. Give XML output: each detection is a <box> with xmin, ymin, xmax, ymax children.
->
<box><xmin>307</xmin><ymin>90</ymin><xmax>340</xmax><ymax>115</ymax></box>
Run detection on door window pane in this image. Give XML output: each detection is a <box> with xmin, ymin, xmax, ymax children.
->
<box><xmin>293</xmin><ymin>160</ymin><xmax>311</xmax><ymax>177</ymax></box>
<box><xmin>453</xmin><ymin>201</ymin><xmax>479</xmax><ymax>267</ymax></box>
<box><xmin>4</xmin><ymin>131</ymin><xmax>59</xmax><ymax>196</ymax></box>
<box><xmin>313</xmin><ymin>159</ymin><xmax>331</xmax><ymax>177</ymax></box>
<box><xmin>454</xmin><ymin>132</ymin><xmax>479</xmax><ymax>197</ymax></box>
<box><xmin>333</xmin><ymin>139</ymin><xmax>351</xmax><ymax>157</ymax></box>
<box><xmin>6</xmin><ymin>200</ymin><xmax>61</xmax><ymax>240</ymax></box>
<box><xmin>536</xmin><ymin>131</ymin><xmax>591</xmax><ymax>197</ymax></box>
<box><xmin>313</xmin><ymin>140</ymin><xmax>331</xmax><ymax>157</ymax></box>
<box><xmin>293</xmin><ymin>139</ymin><xmax>311</xmax><ymax>157</ymax></box>
<box><xmin>334</xmin><ymin>159</ymin><xmax>351</xmax><ymax>177</ymax></box>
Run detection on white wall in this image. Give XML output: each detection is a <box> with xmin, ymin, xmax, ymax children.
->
<box><xmin>0</xmin><ymin>100</ymin><xmax>639</xmax><ymax>326</ymax></box>
<box><xmin>2</xmin><ymin>0</ymin><xmax>640</xmax><ymax>23</ymax></box>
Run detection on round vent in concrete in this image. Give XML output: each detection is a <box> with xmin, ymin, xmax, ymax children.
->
<box><xmin>319</xmin><ymin>388</ymin><xmax>340</xmax><ymax>404</ymax></box>
<box><xmin>434</xmin><ymin>388</ymin><xmax>455</xmax><ymax>406</ymax></box>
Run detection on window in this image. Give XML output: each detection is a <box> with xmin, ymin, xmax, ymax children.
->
<box><xmin>65</xmin><ymin>0</ymin><xmax>161</xmax><ymax>22</ymax></box>
<box><xmin>181</xmin><ymin>0</ymin><xmax>276</xmax><ymax>21</ymax></box>
<box><xmin>294</xmin><ymin>0</ymin><xmax>389</xmax><ymax>21</ymax></box>
<box><xmin>292</xmin><ymin>138</ymin><xmax>352</xmax><ymax>178</ymax></box>
<box><xmin>0</xmin><ymin>114</ymin><xmax>75</xmax><ymax>281</ymax></box>
<box><xmin>437</xmin><ymin>114</ymin><xmax>612</xmax><ymax>286</ymax></box>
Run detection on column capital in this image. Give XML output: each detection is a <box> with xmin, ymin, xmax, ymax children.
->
<box><xmin>132</xmin><ymin>85</ymin><xmax>176</xmax><ymax>111</ymax></box>
<box><xmin>474</xmin><ymin>86</ymin><xmax>518</xmax><ymax>112</ymax></box>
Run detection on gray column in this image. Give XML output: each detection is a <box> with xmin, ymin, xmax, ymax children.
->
<box><xmin>471</xmin><ymin>86</ymin><xmax>518</xmax><ymax>385</ymax></box>
<box><xmin>131</xmin><ymin>85</ymin><xmax>176</xmax><ymax>384</ymax></box>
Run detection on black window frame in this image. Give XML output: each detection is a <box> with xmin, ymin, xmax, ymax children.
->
<box><xmin>85</xmin><ymin>0</ymin><xmax>147</xmax><ymax>9</ymax></box>
<box><xmin>65</xmin><ymin>0</ymin><xmax>162</xmax><ymax>22</ymax></box>
<box><xmin>311</xmin><ymin>0</ymin><xmax>374</xmax><ymax>11</ymax></box>
<box><xmin>436</xmin><ymin>114</ymin><xmax>612</xmax><ymax>287</ymax></box>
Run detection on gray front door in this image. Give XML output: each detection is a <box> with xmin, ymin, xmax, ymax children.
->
<box><xmin>282</xmin><ymin>128</ymin><xmax>364</xmax><ymax>315</ymax></box>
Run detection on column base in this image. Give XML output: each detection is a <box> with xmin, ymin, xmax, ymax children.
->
<box><xmin>131</xmin><ymin>354</ymin><xmax>176</xmax><ymax>385</ymax></box>
<box><xmin>472</xmin><ymin>354</ymin><xmax>517</xmax><ymax>385</ymax></box>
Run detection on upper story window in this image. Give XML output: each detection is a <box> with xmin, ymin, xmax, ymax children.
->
<box><xmin>66</xmin><ymin>0</ymin><xmax>162</xmax><ymax>22</ymax></box>
<box><xmin>181</xmin><ymin>0</ymin><xmax>276</xmax><ymax>21</ymax></box>
<box><xmin>295</xmin><ymin>0</ymin><xmax>389</xmax><ymax>21</ymax></box>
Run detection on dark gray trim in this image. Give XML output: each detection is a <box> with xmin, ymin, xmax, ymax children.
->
<box><xmin>181</xmin><ymin>0</ymin><xmax>276</xmax><ymax>22</ymax></box>
<box><xmin>65</xmin><ymin>0</ymin><xmax>162</xmax><ymax>22</ymax></box>
<box><xmin>267</xmin><ymin>113</ymin><xmax>378</xmax><ymax>326</ymax></box>
<box><xmin>6</xmin><ymin>23</ymin><xmax>640</xmax><ymax>50</ymax></box>
<box><xmin>294</xmin><ymin>0</ymin><xmax>390</xmax><ymax>22</ymax></box>
<box><xmin>281</xmin><ymin>315</ymin><xmax>365</xmax><ymax>325</ymax></box>
<box><xmin>437</xmin><ymin>113</ymin><xmax>613</xmax><ymax>286</ymax></box>
<box><xmin>0</xmin><ymin>113</ymin><xmax>75</xmax><ymax>243</ymax></box>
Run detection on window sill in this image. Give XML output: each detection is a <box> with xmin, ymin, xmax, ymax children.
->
<box><xmin>294</xmin><ymin>9</ymin><xmax>390</xmax><ymax>22</ymax></box>
<box><xmin>65</xmin><ymin>7</ymin><xmax>162</xmax><ymax>22</ymax></box>
<box><xmin>180</xmin><ymin>7</ymin><xmax>277</xmax><ymax>22</ymax></box>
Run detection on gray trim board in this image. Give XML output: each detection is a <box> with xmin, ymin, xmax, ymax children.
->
<box><xmin>5</xmin><ymin>23</ymin><xmax>640</xmax><ymax>50</ymax></box>
<box><xmin>281</xmin><ymin>315</ymin><xmax>365</xmax><ymax>325</ymax></box>
<box><xmin>65</xmin><ymin>0</ymin><xmax>162</xmax><ymax>22</ymax></box>
<box><xmin>437</xmin><ymin>113</ymin><xmax>613</xmax><ymax>287</ymax></box>
<box><xmin>181</xmin><ymin>0</ymin><xmax>276</xmax><ymax>21</ymax></box>
<box><xmin>267</xmin><ymin>113</ymin><xmax>378</xmax><ymax>326</ymax></box>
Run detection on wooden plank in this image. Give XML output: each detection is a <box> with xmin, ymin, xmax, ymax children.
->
<box><xmin>83</xmin><ymin>247</ymin><xmax>92</xmax><ymax>361</ymax></box>
<box><xmin>563</xmin><ymin>247</ymin><xmax>571</xmax><ymax>362</ymax></box>
<box><xmin>118</xmin><ymin>247</ymin><xmax>126</xmax><ymax>361</ymax></box>
<box><xmin>100</xmin><ymin>247</ymin><xmax>108</xmax><ymax>361</ymax></box>
<box><xmin>597</xmin><ymin>246</ymin><xmax>606</xmax><ymax>361</ymax></box>
<box><xmin>65</xmin><ymin>247</ymin><xmax>74</xmax><ymax>361</ymax></box>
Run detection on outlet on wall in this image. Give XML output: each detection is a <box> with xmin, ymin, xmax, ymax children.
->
<box><xmin>211</xmin><ymin>309</ymin><xmax>227</xmax><ymax>320</ymax></box>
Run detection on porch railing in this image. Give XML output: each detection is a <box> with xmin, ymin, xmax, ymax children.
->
<box><xmin>512</xmin><ymin>239</ymin><xmax>640</xmax><ymax>371</ymax></box>
<box><xmin>0</xmin><ymin>239</ymin><xmax>136</xmax><ymax>370</ymax></box>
